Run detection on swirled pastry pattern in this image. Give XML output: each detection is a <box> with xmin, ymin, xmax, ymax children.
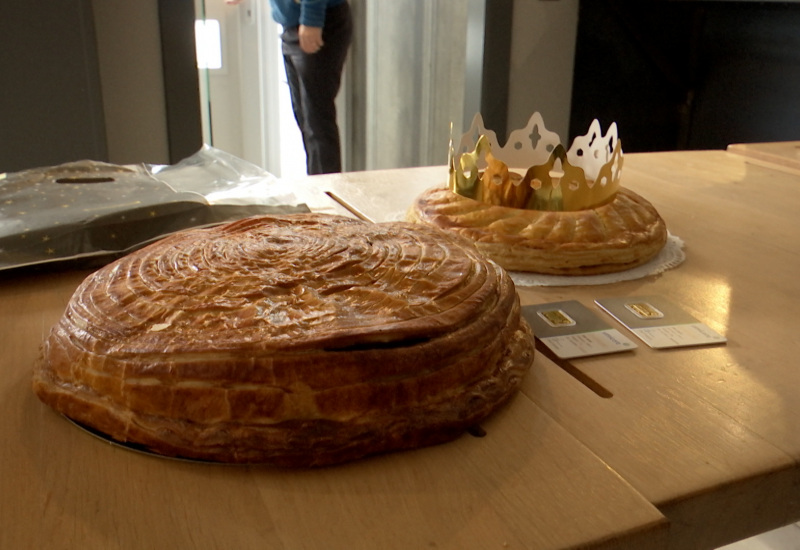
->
<box><xmin>33</xmin><ymin>213</ymin><xmax>533</xmax><ymax>466</ymax></box>
<box><xmin>408</xmin><ymin>187</ymin><xmax>668</xmax><ymax>275</ymax></box>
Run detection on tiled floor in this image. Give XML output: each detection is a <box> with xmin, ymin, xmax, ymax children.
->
<box><xmin>719</xmin><ymin>523</ymin><xmax>800</xmax><ymax>549</ymax></box>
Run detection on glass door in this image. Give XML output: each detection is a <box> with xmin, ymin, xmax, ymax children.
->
<box><xmin>193</xmin><ymin>0</ymin><xmax>480</xmax><ymax>175</ymax></box>
<box><xmin>193</xmin><ymin>0</ymin><xmax>304</xmax><ymax>177</ymax></box>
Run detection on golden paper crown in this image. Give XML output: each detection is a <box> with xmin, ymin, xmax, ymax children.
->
<box><xmin>449</xmin><ymin>113</ymin><xmax>623</xmax><ymax>211</ymax></box>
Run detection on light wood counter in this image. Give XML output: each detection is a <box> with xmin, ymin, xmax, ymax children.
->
<box><xmin>4</xmin><ymin>146</ymin><xmax>799</xmax><ymax>549</ymax></box>
<box><xmin>310</xmin><ymin>148</ymin><xmax>800</xmax><ymax>548</ymax></box>
<box><xmin>727</xmin><ymin>140</ymin><xmax>800</xmax><ymax>173</ymax></box>
<box><xmin>0</xmin><ymin>214</ymin><xmax>666</xmax><ymax>549</ymax></box>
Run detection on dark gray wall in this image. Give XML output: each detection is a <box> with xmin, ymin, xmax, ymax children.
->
<box><xmin>0</xmin><ymin>0</ymin><xmax>202</xmax><ymax>173</ymax></box>
<box><xmin>158</xmin><ymin>0</ymin><xmax>203</xmax><ymax>164</ymax></box>
<box><xmin>0</xmin><ymin>0</ymin><xmax>107</xmax><ymax>172</ymax></box>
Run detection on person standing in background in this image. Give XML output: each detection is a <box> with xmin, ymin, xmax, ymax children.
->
<box><xmin>230</xmin><ymin>0</ymin><xmax>353</xmax><ymax>175</ymax></box>
<box><xmin>274</xmin><ymin>0</ymin><xmax>352</xmax><ymax>175</ymax></box>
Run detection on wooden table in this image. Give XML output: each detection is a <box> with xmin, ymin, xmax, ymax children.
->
<box><xmin>727</xmin><ymin>140</ymin><xmax>800</xmax><ymax>173</ymax></box>
<box><xmin>3</xmin><ymin>145</ymin><xmax>800</xmax><ymax>549</ymax></box>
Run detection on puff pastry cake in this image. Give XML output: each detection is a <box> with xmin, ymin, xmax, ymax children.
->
<box><xmin>408</xmin><ymin>186</ymin><xmax>667</xmax><ymax>275</ymax></box>
<box><xmin>33</xmin><ymin>213</ymin><xmax>534</xmax><ymax>466</ymax></box>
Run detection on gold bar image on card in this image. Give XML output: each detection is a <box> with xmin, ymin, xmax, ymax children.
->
<box><xmin>537</xmin><ymin>309</ymin><xmax>577</xmax><ymax>328</ymax></box>
<box><xmin>625</xmin><ymin>302</ymin><xmax>664</xmax><ymax>319</ymax></box>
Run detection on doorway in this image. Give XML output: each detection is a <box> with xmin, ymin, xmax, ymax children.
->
<box><xmin>194</xmin><ymin>0</ymin><xmax>305</xmax><ymax>178</ymax></box>
<box><xmin>194</xmin><ymin>0</ymin><xmax>481</xmax><ymax>177</ymax></box>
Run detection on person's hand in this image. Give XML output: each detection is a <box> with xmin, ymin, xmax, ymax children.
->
<box><xmin>299</xmin><ymin>25</ymin><xmax>324</xmax><ymax>54</ymax></box>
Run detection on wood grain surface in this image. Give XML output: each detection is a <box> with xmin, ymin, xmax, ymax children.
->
<box><xmin>1</xmin><ymin>220</ymin><xmax>665</xmax><ymax>548</ymax></box>
<box><xmin>6</xmin><ymin>146</ymin><xmax>800</xmax><ymax>549</ymax></box>
<box><xmin>727</xmin><ymin>141</ymin><xmax>800</xmax><ymax>173</ymax></box>
<box><xmin>312</xmin><ymin>150</ymin><xmax>800</xmax><ymax>548</ymax></box>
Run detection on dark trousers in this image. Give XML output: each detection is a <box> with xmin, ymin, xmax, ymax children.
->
<box><xmin>280</xmin><ymin>2</ymin><xmax>352</xmax><ymax>175</ymax></box>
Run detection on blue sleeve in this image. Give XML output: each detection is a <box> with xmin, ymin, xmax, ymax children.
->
<box><xmin>268</xmin><ymin>0</ymin><xmax>300</xmax><ymax>27</ymax></box>
<box><xmin>299</xmin><ymin>0</ymin><xmax>328</xmax><ymax>28</ymax></box>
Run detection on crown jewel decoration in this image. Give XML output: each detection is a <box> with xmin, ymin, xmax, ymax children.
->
<box><xmin>449</xmin><ymin>113</ymin><xmax>623</xmax><ymax>211</ymax></box>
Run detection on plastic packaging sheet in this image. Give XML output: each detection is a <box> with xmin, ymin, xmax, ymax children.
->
<box><xmin>0</xmin><ymin>145</ymin><xmax>309</xmax><ymax>271</ymax></box>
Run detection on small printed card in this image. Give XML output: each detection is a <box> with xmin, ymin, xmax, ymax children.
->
<box><xmin>522</xmin><ymin>300</ymin><xmax>637</xmax><ymax>359</ymax></box>
<box><xmin>594</xmin><ymin>295</ymin><xmax>727</xmax><ymax>349</ymax></box>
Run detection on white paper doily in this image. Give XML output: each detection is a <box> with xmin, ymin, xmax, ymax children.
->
<box><xmin>509</xmin><ymin>234</ymin><xmax>685</xmax><ymax>287</ymax></box>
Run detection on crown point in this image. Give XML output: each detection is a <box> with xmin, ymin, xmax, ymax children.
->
<box><xmin>449</xmin><ymin>113</ymin><xmax>623</xmax><ymax>212</ymax></box>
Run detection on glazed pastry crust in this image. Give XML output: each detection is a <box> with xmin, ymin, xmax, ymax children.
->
<box><xmin>408</xmin><ymin>186</ymin><xmax>668</xmax><ymax>275</ymax></box>
<box><xmin>33</xmin><ymin>213</ymin><xmax>534</xmax><ymax>466</ymax></box>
